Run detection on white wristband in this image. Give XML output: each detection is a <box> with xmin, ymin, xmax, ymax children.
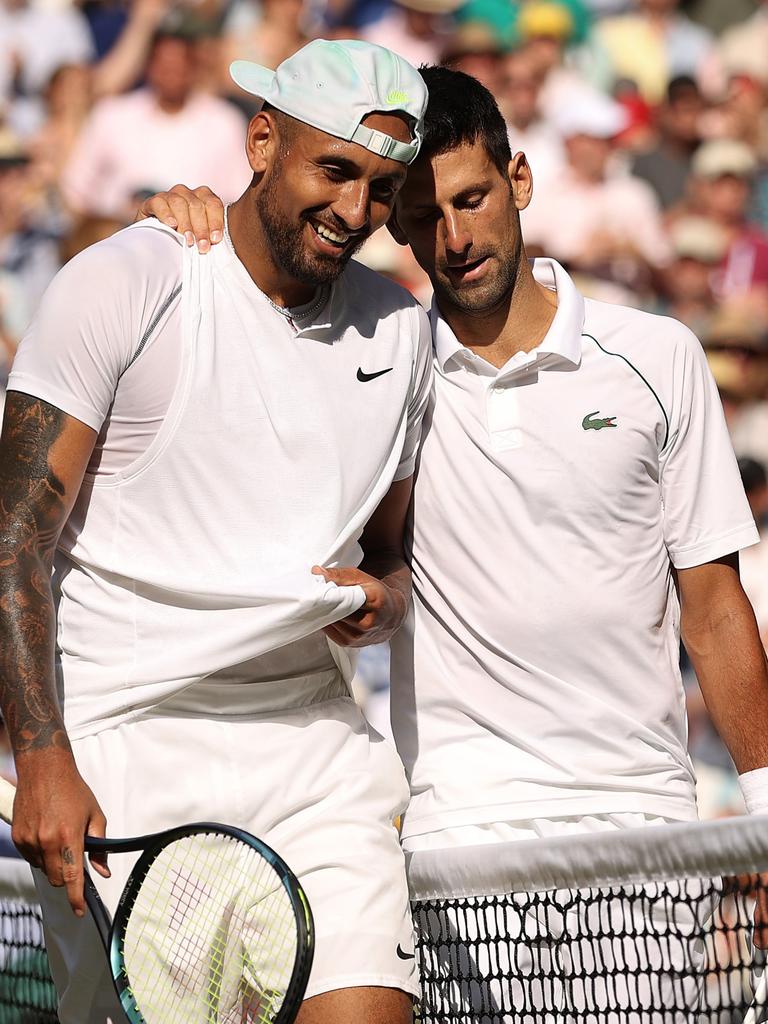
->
<box><xmin>738</xmin><ymin>767</ymin><xmax>768</xmax><ymax>815</ymax></box>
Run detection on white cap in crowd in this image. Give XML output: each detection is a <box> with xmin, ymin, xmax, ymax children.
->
<box><xmin>554</xmin><ymin>91</ymin><xmax>629</xmax><ymax>140</ymax></box>
<box><xmin>691</xmin><ymin>139</ymin><xmax>758</xmax><ymax>180</ymax></box>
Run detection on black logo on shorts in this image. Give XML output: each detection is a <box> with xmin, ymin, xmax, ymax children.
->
<box><xmin>396</xmin><ymin>943</ymin><xmax>415</xmax><ymax>960</ymax></box>
<box><xmin>357</xmin><ymin>367</ymin><xmax>393</xmax><ymax>382</ymax></box>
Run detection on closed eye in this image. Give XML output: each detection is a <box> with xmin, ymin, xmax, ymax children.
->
<box><xmin>458</xmin><ymin>192</ymin><xmax>487</xmax><ymax>211</ymax></box>
<box><xmin>321</xmin><ymin>164</ymin><xmax>349</xmax><ymax>183</ymax></box>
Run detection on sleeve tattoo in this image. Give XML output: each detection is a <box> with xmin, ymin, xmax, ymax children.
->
<box><xmin>0</xmin><ymin>394</ymin><xmax>73</xmax><ymax>756</ymax></box>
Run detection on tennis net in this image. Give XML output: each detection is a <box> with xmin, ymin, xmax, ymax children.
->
<box><xmin>407</xmin><ymin>815</ymin><xmax>768</xmax><ymax>1023</ymax></box>
<box><xmin>2</xmin><ymin>818</ymin><xmax>768</xmax><ymax>1023</ymax></box>
<box><xmin>0</xmin><ymin>855</ymin><xmax>57</xmax><ymax>1024</ymax></box>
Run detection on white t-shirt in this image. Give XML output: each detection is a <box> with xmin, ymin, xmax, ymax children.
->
<box><xmin>9</xmin><ymin>222</ymin><xmax>433</xmax><ymax>737</ymax></box>
<box><xmin>390</xmin><ymin>259</ymin><xmax>758</xmax><ymax>840</ymax></box>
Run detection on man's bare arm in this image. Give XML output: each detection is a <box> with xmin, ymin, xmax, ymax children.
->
<box><xmin>678</xmin><ymin>553</ymin><xmax>768</xmax><ymax>773</ymax></box>
<box><xmin>314</xmin><ymin>476</ymin><xmax>413</xmax><ymax>648</ymax></box>
<box><xmin>0</xmin><ymin>392</ymin><xmax>109</xmax><ymax>913</ymax></box>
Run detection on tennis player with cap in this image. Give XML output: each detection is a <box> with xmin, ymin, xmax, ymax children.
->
<box><xmin>0</xmin><ymin>40</ymin><xmax>433</xmax><ymax>1024</ymax></box>
<box><xmin>146</xmin><ymin>63</ymin><xmax>768</xmax><ymax>1016</ymax></box>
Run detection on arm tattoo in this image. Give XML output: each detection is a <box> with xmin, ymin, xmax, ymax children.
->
<box><xmin>0</xmin><ymin>394</ymin><xmax>73</xmax><ymax>756</ymax></box>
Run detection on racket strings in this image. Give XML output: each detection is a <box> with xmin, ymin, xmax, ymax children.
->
<box><xmin>120</xmin><ymin>833</ymin><xmax>299</xmax><ymax>1023</ymax></box>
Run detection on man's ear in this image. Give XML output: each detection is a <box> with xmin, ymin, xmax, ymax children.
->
<box><xmin>246</xmin><ymin>111</ymin><xmax>276</xmax><ymax>175</ymax></box>
<box><xmin>387</xmin><ymin>201</ymin><xmax>409</xmax><ymax>246</ymax></box>
<box><xmin>508</xmin><ymin>150</ymin><xmax>533</xmax><ymax>212</ymax></box>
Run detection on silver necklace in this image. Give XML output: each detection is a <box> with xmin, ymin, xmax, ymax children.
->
<box><xmin>223</xmin><ymin>206</ymin><xmax>329</xmax><ymax>324</ymax></box>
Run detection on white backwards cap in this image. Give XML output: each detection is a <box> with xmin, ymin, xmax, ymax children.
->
<box><xmin>230</xmin><ymin>39</ymin><xmax>428</xmax><ymax>165</ymax></box>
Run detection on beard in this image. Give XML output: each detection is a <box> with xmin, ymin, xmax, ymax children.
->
<box><xmin>255</xmin><ymin>171</ymin><xmax>366</xmax><ymax>289</ymax></box>
<box><xmin>434</xmin><ymin>233</ymin><xmax>524</xmax><ymax>315</ymax></box>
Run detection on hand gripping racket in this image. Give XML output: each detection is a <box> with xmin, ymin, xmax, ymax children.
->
<box><xmin>0</xmin><ymin>777</ymin><xmax>314</xmax><ymax>1024</ymax></box>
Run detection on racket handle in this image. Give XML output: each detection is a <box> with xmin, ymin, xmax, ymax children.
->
<box><xmin>0</xmin><ymin>775</ymin><xmax>15</xmax><ymax>825</ymax></box>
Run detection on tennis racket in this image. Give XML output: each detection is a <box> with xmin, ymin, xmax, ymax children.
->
<box><xmin>0</xmin><ymin>776</ymin><xmax>314</xmax><ymax>1024</ymax></box>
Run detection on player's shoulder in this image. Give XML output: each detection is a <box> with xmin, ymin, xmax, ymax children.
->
<box><xmin>39</xmin><ymin>222</ymin><xmax>183</xmax><ymax>323</ymax></box>
<box><xmin>62</xmin><ymin>221</ymin><xmax>183</xmax><ymax>287</ymax></box>
<box><xmin>583</xmin><ymin>296</ymin><xmax>701</xmax><ymax>370</ymax></box>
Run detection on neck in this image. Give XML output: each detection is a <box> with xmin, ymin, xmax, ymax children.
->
<box><xmin>227</xmin><ymin>196</ymin><xmax>316</xmax><ymax>308</ymax></box>
<box><xmin>437</xmin><ymin>258</ymin><xmax>558</xmax><ymax>368</ymax></box>
<box><xmin>155</xmin><ymin>95</ymin><xmax>187</xmax><ymax>115</ymax></box>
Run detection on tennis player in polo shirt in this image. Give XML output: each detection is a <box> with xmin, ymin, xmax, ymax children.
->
<box><xmin>145</xmin><ymin>64</ymin><xmax>768</xmax><ymax>1013</ymax></box>
<box><xmin>0</xmin><ymin>41</ymin><xmax>434</xmax><ymax>1024</ymax></box>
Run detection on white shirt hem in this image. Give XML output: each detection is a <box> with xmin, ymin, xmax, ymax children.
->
<box><xmin>400</xmin><ymin>791</ymin><xmax>699</xmax><ymax>840</ymax></box>
<box><xmin>6</xmin><ymin>372</ymin><xmax>103</xmax><ymax>432</ymax></box>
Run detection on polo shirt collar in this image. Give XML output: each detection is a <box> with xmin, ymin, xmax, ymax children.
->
<box><xmin>430</xmin><ymin>258</ymin><xmax>585</xmax><ymax>372</ymax></box>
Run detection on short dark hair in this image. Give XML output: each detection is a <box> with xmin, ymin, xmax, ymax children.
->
<box><xmin>417</xmin><ymin>65</ymin><xmax>512</xmax><ymax>177</ymax></box>
<box><xmin>666</xmin><ymin>75</ymin><xmax>699</xmax><ymax>105</ymax></box>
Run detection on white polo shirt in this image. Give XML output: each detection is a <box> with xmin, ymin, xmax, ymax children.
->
<box><xmin>390</xmin><ymin>258</ymin><xmax>758</xmax><ymax>840</ymax></box>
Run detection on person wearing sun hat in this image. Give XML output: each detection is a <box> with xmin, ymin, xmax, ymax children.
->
<box><xmin>690</xmin><ymin>138</ymin><xmax>768</xmax><ymax>299</ymax></box>
<box><xmin>1</xmin><ymin>38</ymin><xmax>433</xmax><ymax>1024</ymax></box>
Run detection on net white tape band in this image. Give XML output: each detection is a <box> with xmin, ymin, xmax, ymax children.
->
<box><xmin>0</xmin><ymin>856</ymin><xmax>38</xmax><ymax>902</ymax></box>
<box><xmin>406</xmin><ymin>814</ymin><xmax>768</xmax><ymax>901</ymax></box>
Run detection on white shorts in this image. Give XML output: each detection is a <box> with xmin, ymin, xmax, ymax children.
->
<box><xmin>35</xmin><ymin>693</ymin><xmax>417</xmax><ymax>1024</ymax></box>
<box><xmin>407</xmin><ymin>814</ymin><xmax>712</xmax><ymax>1024</ymax></box>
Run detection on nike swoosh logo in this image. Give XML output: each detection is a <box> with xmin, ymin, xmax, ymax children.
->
<box><xmin>396</xmin><ymin>943</ymin><xmax>415</xmax><ymax>960</ymax></box>
<box><xmin>357</xmin><ymin>367</ymin><xmax>393</xmax><ymax>382</ymax></box>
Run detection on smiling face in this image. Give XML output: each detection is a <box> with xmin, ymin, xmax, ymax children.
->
<box><xmin>391</xmin><ymin>141</ymin><xmax>531</xmax><ymax>315</ymax></box>
<box><xmin>249</xmin><ymin>110</ymin><xmax>410</xmax><ymax>288</ymax></box>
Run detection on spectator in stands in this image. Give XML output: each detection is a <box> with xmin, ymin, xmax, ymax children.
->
<box><xmin>718</xmin><ymin>0</ymin><xmax>768</xmax><ymax>89</ymax></box>
<box><xmin>0</xmin><ymin>0</ymin><xmax>94</xmax><ymax>137</ymax></box>
<box><xmin>657</xmin><ymin>216</ymin><xmax>727</xmax><ymax>334</ymax></box>
<box><xmin>522</xmin><ymin>92</ymin><xmax>672</xmax><ymax>289</ymax></box>
<box><xmin>595</xmin><ymin>0</ymin><xmax>715</xmax><ymax>105</ymax></box>
<box><xmin>704</xmin><ymin>74</ymin><xmax>768</xmax><ymax>232</ymax></box>
<box><xmin>714</xmin><ymin>75</ymin><xmax>768</xmax><ymax>158</ymax></box>
<box><xmin>27</xmin><ymin>64</ymin><xmax>92</xmax><ymax>198</ymax></box>
<box><xmin>516</xmin><ymin>0</ymin><xmax>612</xmax><ymax>118</ymax></box>
<box><xmin>631</xmin><ymin>76</ymin><xmax>704</xmax><ymax>210</ymax></box>
<box><xmin>440</xmin><ymin>21</ymin><xmax>505</xmax><ymax>94</ymax></box>
<box><xmin>500</xmin><ymin>48</ymin><xmax>565</xmax><ymax>235</ymax></box>
<box><xmin>362</xmin><ymin>0</ymin><xmax>462</xmax><ymax>67</ymax></box>
<box><xmin>222</xmin><ymin>0</ymin><xmax>309</xmax><ymax>77</ymax></box>
<box><xmin>688</xmin><ymin>140</ymin><xmax>768</xmax><ymax>299</ymax></box>
<box><xmin>60</xmin><ymin>30</ymin><xmax>251</xmax><ymax>224</ymax></box>
<box><xmin>0</xmin><ymin>140</ymin><xmax>59</xmax><ymax>357</ymax></box>
<box><xmin>704</xmin><ymin>299</ymin><xmax>768</xmax><ymax>465</ymax></box>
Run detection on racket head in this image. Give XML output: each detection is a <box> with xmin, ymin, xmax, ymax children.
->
<box><xmin>107</xmin><ymin>823</ymin><xmax>314</xmax><ymax>1024</ymax></box>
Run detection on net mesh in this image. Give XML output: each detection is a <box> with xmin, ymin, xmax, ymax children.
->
<box><xmin>408</xmin><ymin>816</ymin><xmax>768</xmax><ymax>1024</ymax></box>
<box><xmin>0</xmin><ymin>857</ymin><xmax>57</xmax><ymax>1024</ymax></box>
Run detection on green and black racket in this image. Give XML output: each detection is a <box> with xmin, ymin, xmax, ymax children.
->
<box><xmin>0</xmin><ymin>777</ymin><xmax>314</xmax><ymax>1024</ymax></box>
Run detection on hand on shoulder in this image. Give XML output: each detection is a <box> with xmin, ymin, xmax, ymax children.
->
<box><xmin>135</xmin><ymin>184</ymin><xmax>225</xmax><ymax>254</ymax></box>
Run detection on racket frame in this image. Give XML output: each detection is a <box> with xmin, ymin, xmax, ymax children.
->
<box><xmin>83</xmin><ymin>823</ymin><xmax>314</xmax><ymax>1024</ymax></box>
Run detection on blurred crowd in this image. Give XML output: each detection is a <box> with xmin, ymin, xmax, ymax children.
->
<box><xmin>1</xmin><ymin>0</ymin><xmax>768</xmax><ymax>813</ymax></box>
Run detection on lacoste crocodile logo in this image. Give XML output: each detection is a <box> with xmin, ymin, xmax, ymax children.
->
<box><xmin>582</xmin><ymin>411</ymin><xmax>617</xmax><ymax>431</ymax></box>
